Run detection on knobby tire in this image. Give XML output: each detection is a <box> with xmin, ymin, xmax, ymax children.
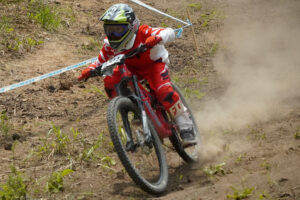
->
<box><xmin>107</xmin><ymin>96</ymin><xmax>168</xmax><ymax>195</ymax></box>
<box><xmin>169</xmin><ymin>83</ymin><xmax>201</xmax><ymax>163</ymax></box>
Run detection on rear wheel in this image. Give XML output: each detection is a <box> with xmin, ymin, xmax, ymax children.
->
<box><xmin>107</xmin><ymin>96</ymin><xmax>168</xmax><ymax>195</ymax></box>
<box><xmin>169</xmin><ymin>83</ymin><xmax>201</xmax><ymax>163</ymax></box>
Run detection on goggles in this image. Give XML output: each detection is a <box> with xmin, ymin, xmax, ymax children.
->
<box><xmin>104</xmin><ymin>24</ymin><xmax>129</xmax><ymax>40</ymax></box>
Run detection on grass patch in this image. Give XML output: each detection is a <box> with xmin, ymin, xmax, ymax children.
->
<box><xmin>203</xmin><ymin>162</ymin><xmax>226</xmax><ymax>176</ymax></box>
<box><xmin>27</xmin><ymin>0</ymin><xmax>62</xmax><ymax>31</ymax></box>
<box><xmin>0</xmin><ymin>111</ymin><xmax>11</xmax><ymax>138</ymax></box>
<box><xmin>0</xmin><ymin>0</ymin><xmax>24</xmax><ymax>4</ymax></box>
<box><xmin>46</xmin><ymin>169</ymin><xmax>74</xmax><ymax>193</ymax></box>
<box><xmin>0</xmin><ymin>165</ymin><xmax>27</xmax><ymax>199</ymax></box>
<box><xmin>261</xmin><ymin>159</ymin><xmax>271</xmax><ymax>170</ymax></box>
<box><xmin>187</xmin><ymin>3</ymin><xmax>202</xmax><ymax>10</ymax></box>
<box><xmin>200</xmin><ymin>10</ymin><xmax>223</xmax><ymax>28</ymax></box>
<box><xmin>227</xmin><ymin>186</ymin><xmax>254</xmax><ymax>199</ymax></box>
<box><xmin>182</xmin><ymin>88</ymin><xmax>205</xmax><ymax>100</ymax></box>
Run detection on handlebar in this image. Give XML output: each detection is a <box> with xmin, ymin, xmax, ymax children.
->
<box><xmin>89</xmin><ymin>44</ymin><xmax>148</xmax><ymax>78</ymax></box>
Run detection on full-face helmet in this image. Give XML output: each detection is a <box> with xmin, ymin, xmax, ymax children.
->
<box><xmin>100</xmin><ymin>4</ymin><xmax>140</xmax><ymax>51</ymax></box>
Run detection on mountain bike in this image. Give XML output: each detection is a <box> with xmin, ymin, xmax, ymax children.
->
<box><xmin>86</xmin><ymin>44</ymin><xmax>201</xmax><ymax>195</ymax></box>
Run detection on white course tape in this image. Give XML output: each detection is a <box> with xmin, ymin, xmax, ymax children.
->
<box><xmin>129</xmin><ymin>0</ymin><xmax>192</xmax><ymax>26</ymax></box>
<box><xmin>0</xmin><ymin>57</ymin><xmax>98</xmax><ymax>94</ymax></box>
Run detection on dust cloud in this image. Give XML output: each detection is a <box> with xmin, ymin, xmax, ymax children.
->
<box><xmin>196</xmin><ymin>0</ymin><xmax>300</xmax><ymax>158</ymax></box>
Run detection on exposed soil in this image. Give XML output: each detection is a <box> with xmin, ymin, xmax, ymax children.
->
<box><xmin>0</xmin><ymin>0</ymin><xmax>299</xmax><ymax>199</ymax></box>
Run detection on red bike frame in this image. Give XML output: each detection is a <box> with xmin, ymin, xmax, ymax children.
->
<box><xmin>117</xmin><ymin>64</ymin><xmax>173</xmax><ymax>139</ymax></box>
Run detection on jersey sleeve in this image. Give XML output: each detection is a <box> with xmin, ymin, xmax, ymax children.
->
<box><xmin>89</xmin><ymin>38</ymin><xmax>115</xmax><ymax>68</ymax></box>
<box><xmin>139</xmin><ymin>25</ymin><xmax>175</xmax><ymax>44</ymax></box>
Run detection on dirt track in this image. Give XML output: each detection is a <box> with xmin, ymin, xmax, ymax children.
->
<box><xmin>0</xmin><ymin>0</ymin><xmax>299</xmax><ymax>199</ymax></box>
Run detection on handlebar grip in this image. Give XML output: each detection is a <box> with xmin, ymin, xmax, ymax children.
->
<box><xmin>90</xmin><ymin>66</ymin><xmax>102</xmax><ymax>77</ymax></box>
<box><xmin>77</xmin><ymin>75</ymin><xmax>85</xmax><ymax>81</ymax></box>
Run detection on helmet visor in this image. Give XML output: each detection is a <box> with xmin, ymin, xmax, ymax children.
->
<box><xmin>104</xmin><ymin>24</ymin><xmax>129</xmax><ymax>41</ymax></box>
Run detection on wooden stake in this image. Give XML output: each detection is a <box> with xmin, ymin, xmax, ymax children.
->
<box><xmin>186</xmin><ymin>8</ymin><xmax>201</xmax><ymax>57</ymax></box>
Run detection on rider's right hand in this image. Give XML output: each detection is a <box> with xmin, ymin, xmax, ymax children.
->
<box><xmin>77</xmin><ymin>65</ymin><xmax>96</xmax><ymax>81</ymax></box>
<box><xmin>145</xmin><ymin>36</ymin><xmax>162</xmax><ymax>48</ymax></box>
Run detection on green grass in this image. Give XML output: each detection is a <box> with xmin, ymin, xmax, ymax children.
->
<box><xmin>27</xmin><ymin>0</ymin><xmax>62</xmax><ymax>31</ymax></box>
<box><xmin>203</xmin><ymin>162</ymin><xmax>226</xmax><ymax>176</ymax></box>
<box><xmin>227</xmin><ymin>186</ymin><xmax>254</xmax><ymax>199</ymax></box>
<box><xmin>257</xmin><ymin>191</ymin><xmax>271</xmax><ymax>200</ymax></box>
<box><xmin>90</xmin><ymin>85</ymin><xmax>107</xmax><ymax>97</ymax></box>
<box><xmin>235</xmin><ymin>153</ymin><xmax>247</xmax><ymax>164</ymax></box>
<box><xmin>210</xmin><ymin>43</ymin><xmax>219</xmax><ymax>56</ymax></box>
<box><xmin>248</xmin><ymin>125</ymin><xmax>266</xmax><ymax>140</ymax></box>
<box><xmin>0</xmin><ymin>15</ymin><xmax>44</xmax><ymax>53</ymax></box>
<box><xmin>261</xmin><ymin>159</ymin><xmax>271</xmax><ymax>170</ymax></box>
<box><xmin>1</xmin><ymin>0</ymin><xmax>74</xmax><ymax>56</ymax></box>
<box><xmin>48</xmin><ymin>124</ymin><xmax>70</xmax><ymax>155</ymax></box>
<box><xmin>200</xmin><ymin>10</ymin><xmax>222</xmax><ymax>28</ymax></box>
<box><xmin>182</xmin><ymin>88</ymin><xmax>205</xmax><ymax>100</ymax></box>
<box><xmin>0</xmin><ymin>111</ymin><xmax>11</xmax><ymax>138</ymax></box>
<box><xmin>0</xmin><ymin>165</ymin><xmax>27</xmax><ymax>199</ymax></box>
<box><xmin>187</xmin><ymin>3</ymin><xmax>202</xmax><ymax>10</ymax></box>
<box><xmin>46</xmin><ymin>169</ymin><xmax>74</xmax><ymax>193</ymax></box>
<box><xmin>0</xmin><ymin>0</ymin><xmax>24</xmax><ymax>4</ymax></box>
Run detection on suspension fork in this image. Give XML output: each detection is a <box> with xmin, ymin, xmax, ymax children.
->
<box><xmin>120</xmin><ymin>111</ymin><xmax>135</xmax><ymax>151</ymax></box>
<box><xmin>132</xmin><ymin>76</ymin><xmax>152</xmax><ymax>144</ymax></box>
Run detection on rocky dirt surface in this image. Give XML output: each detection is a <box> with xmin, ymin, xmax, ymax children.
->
<box><xmin>0</xmin><ymin>0</ymin><xmax>299</xmax><ymax>199</ymax></box>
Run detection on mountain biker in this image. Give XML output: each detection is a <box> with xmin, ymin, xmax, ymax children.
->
<box><xmin>78</xmin><ymin>3</ymin><xmax>197</xmax><ymax>146</ymax></box>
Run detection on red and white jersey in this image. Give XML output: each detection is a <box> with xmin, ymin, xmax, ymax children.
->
<box><xmin>90</xmin><ymin>25</ymin><xmax>175</xmax><ymax>71</ymax></box>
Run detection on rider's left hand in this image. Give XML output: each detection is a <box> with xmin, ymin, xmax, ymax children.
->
<box><xmin>78</xmin><ymin>65</ymin><xmax>95</xmax><ymax>81</ymax></box>
<box><xmin>145</xmin><ymin>36</ymin><xmax>162</xmax><ymax>48</ymax></box>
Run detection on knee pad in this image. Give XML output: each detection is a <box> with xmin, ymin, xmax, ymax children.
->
<box><xmin>156</xmin><ymin>85</ymin><xmax>182</xmax><ymax>118</ymax></box>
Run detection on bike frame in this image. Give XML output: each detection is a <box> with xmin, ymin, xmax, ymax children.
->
<box><xmin>115</xmin><ymin>64</ymin><xmax>173</xmax><ymax>139</ymax></box>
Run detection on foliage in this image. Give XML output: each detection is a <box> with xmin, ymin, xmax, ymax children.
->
<box><xmin>0</xmin><ymin>0</ymin><xmax>24</xmax><ymax>4</ymax></box>
<box><xmin>46</xmin><ymin>169</ymin><xmax>74</xmax><ymax>193</ymax></box>
<box><xmin>32</xmin><ymin>124</ymin><xmax>70</xmax><ymax>158</ymax></box>
<box><xmin>101</xmin><ymin>156</ymin><xmax>116</xmax><ymax>167</ymax></box>
<box><xmin>27</xmin><ymin>0</ymin><xmax>62</xmax><ymax>31</ymax></box>
<box><xmin>235</xmin><ymin>153</ymin><xmax>247</xmax><ymax>164</ymax></box>
<box><xmin>203</xmin><ymin>162</ymin><xmax>226</xmax><ymax>176</ymax></box>
<box><xmin>187</xmin><ymin>3</ymin><xmax>202</xmax><ymax>10</ymax></box>
<box><xmin>182</xmin><ymin>88</ymin><xmax>205</xmax><ymax>100</ymax></box>
<box><xmin>257</xmin><ymin>191</ymin><xmax>271</xmax><ymax>200</ymax></box>
<box><xmin>0</xmin><ymin>165</ymin><xmax>27</xmax><ymax>200</ymax></box>
<box><xmin>227</xmin><ymin>187</ymin><xmax>254</xmax><ymax>199</ymax></box>
<box><xmin>48</xmin><ymin>124</ymin><xmax>70</xmax><ymax>155</ymax></box>
<box><xmin>0</xmin><ymin>16</ymin><xmax>43</xmax><ymax>53</ymax></box>
<box><xmin>200</xmin><ymin>10</ymin><xmax>222</xmax><ymax>28</ymax></box>
<box><xmin>0</xmin><ymin>111</ymin><xmax>11</xmax><ymax>138</ymax></box>
<box><xmin>80</xmin><ymin>132</ymin><xmax>105</xmax><ymax>161</ymax></box>
<box><xmin>261</xmin><ymin>159</ymin><xmax>271</xmax><ymax>170</ymax></box>
<box><xmin>90</xmin><ymin>85</ymin><xmax>107</xmax><ymax>98</ymax></box>
<box><xmin>0</xmin><ymin>16</ymin><xmax>12</xmax><ymax>31</ymax></box>
<box><xmin>210</xmin><ymin>43</ymin><xmax>219</xmax><ymax>56</ymax></box>
<box><xmin>248</xmin><ymin>125</ymin><xmax>266</xmax><ymax>140</ymax></box>
<box><xmin>166</xmin><ymin>8</ymin><xmax>184</xmax><ymax>19</ymax></box>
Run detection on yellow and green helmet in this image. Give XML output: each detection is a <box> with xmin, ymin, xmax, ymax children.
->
<box><xmin>100</xmin><ymin>4</ymin><xmax>140</xmax><ymax>51</ymax></box>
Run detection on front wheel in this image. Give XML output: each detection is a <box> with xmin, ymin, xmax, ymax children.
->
<box><xmin>107</xmin><ymin>96</ymin><xmax>168</xmax><ymax>195</ymax></box>
<box><xmin>169</xmin><ymin>83</ymin><xmax>202</xmax><ymax>163</ymax></box>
